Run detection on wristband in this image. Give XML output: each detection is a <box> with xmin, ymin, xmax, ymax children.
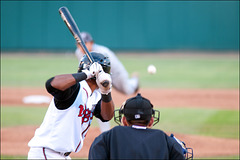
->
<box><xmin>101</xmin><ymin>92</ymin><xmax>112</xmax><ymax>103</ymax></box>
<box><xmin>72</xmin><ymin>73</ymin><xmax>87</xmax><ymax>82</ymax></box>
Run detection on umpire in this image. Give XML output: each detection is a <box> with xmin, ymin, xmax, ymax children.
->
<box><xmin>89</xmin><ymin>93</ymin><xmax>192</xmax><ymax>160</ymax></box>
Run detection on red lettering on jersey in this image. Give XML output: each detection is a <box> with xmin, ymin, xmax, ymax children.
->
<box><xmin>82</xmin><ymin>109</ymin><xmax>93</xmax><ymax>123</ymax></box>
<box><xmin>78</xmin><ymin>105</ymin><xmax>84</xmax><ymax>117</ymax></box>
<box><xmin>78</xmin><ymin>104</ymin><xmax>93</xmax><ymax>124</ymax></box>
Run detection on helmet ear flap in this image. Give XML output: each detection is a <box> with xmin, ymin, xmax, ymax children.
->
<box><xmin>78</xmin><ymin>58</ymin><xmax>90</xmax><ymax>73</ymax></box>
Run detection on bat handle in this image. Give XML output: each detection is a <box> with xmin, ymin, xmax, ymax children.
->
<box><xmin>101</xmin><ymin>80</ymin><xmax>109</xmax><ymax>87</ymax></box>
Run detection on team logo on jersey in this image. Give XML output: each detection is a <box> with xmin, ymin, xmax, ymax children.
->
<box><xmin>78</xmin><ymin>104</ymin><xmax>93</xmax><ymax>123</ymax></box>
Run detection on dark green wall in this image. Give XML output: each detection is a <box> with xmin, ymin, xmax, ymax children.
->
<box><xmin>1</xmin><ymin>1</ymin><xmax>239</xmax><ymax>51</ymax></box>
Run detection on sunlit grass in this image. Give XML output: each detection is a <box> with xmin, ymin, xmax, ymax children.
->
<box><xmin>1</xmin><ymin>53</ymin><xmax>239</xmax><ymax>88</ymax></box>
<box><xmin>2</xmin><ymin>106</ymin><xmax>238</xmax><ymax>139</ymax></box>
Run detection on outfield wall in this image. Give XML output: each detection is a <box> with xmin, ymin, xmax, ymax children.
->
<box><xmin>1</xmin><ymin>1</ymin><xmax>239</xmax><ymax>51</ymax></box>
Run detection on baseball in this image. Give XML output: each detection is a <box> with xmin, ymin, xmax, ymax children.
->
<box><xmin>147</xmin><ymin>64</ymin><xmax>156</xmax><ymax>74</ymax></box>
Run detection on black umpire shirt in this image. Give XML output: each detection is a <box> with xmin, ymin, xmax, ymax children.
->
<box><xmin>89</xmin><ymin>125</ymin><xmax>185</xmax><ymax>160</ymax></box>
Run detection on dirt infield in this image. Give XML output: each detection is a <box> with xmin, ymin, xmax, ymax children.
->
<box><xmin>2</xmin><ymin>87</ymin><xmax>239</xmax><ymax>109</ymax></box>
<box><xmin>1</xmin><ymin>87</ymin><xmax>239</xmax><ymax>158</ymax></box>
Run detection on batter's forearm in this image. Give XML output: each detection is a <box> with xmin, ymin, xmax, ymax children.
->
<box><xmin>51</xmin><ymin>73</ymin><xmax>87</xmax><ymax>91</ymax></box>
<box><xmin>50</xmin><ymin>74</ymin><xmax>76</xmax><ymax>91</ymax></box>
<box><xmin>101</xmin><ymin>101</ymin><xmax>114</xmax><ymax>120</ymax></box>
<box><xmin>100</xmin><ymin>93</ymin><xmax>114</xmax><ymax>120</ymax></box>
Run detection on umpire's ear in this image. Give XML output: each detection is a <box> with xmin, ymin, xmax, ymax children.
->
<box><xmin>122</xmin><ymin>117</ymin><xmax>130</xmax><ymax>126</ymax></box>
<box><xmin>147</xmin><ymin>117</ymin><xmax>154</xmax><ymax>128</ymax></box>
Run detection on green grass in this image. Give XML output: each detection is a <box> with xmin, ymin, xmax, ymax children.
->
<box><xmin>197</xmin><ymin>155</ymin><xmax>240</xmax><ymax>159</ymax></box>
<box><xmin>200</xmin><ymin>110</ymin><xmax>239</xmax><ymax>138</ymax></box>
<box><xmin>2</xmin><ymin>106</ymin><xmax>239</xmax><ymax>139</ymax></box>
<box><xmin>117</xmin><ymin>54</ymin><xmax>239</xmax><ymax>88</ymax></box>
<box><xmin>0</xmin><ymin>155</ymin><xmax>27</xmax><ymax>159</ymax></box>
<box><xmin>157</xmin><ymin>108</ymin><xmax>239</xmax><ymax>139</ymax></box>
<box><xmin>1</xmin><ymin>106</ymin><xmax>108</xmax><ymax>128</ymax></box>
<box><xmin>1</xmin><ymin>54</ymin><xmax>78</xmax><ymax>87</ymax></box>
<box><xmin>1</xmin><ymin>53</ymin><xmax>239</xmax><ymax>88</ymax></box>
<box><xmin>1</xmin><ymin>106</ymin><xmax>48</xmax><ymax>127</ymax></box>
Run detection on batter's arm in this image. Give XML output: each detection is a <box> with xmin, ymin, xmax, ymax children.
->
<box><xmin>50</xmin><ymin>73</ymin><xmax>87</xmax><ymax>91</ymax></box>
<box><xmin>100</xmin><ymin>93</ymin><xmax>114</xmax><ymax>121</ymax></box>
<box><xmin>49</xmin><ymin>62</ymin><xmax>100</xmax><ymax>91</ymax></box>
<box><xmin>93</xmin><ymin>93</ymin><xmax>114</xmax><ymax>121</ymax></box>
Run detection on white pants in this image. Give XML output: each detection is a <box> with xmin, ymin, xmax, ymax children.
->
<box><xmin>97</xmin><ymin>118</ymin><xmax>111</xmax><ymax>133</ymax></box>
<box><xmin>28</xmin><ymin>147</ymin><xmax>71</xmax><ymax>159</ymax></box>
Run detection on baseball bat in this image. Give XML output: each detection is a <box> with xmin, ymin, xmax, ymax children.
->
<box><xmin>59</xmin><ymin>6</ymin><xmax>94</xmax><ymax>63</ymax></box>
<box><xmin>59</xmin><ymin>6</ymin><xmax>109</xmax><ymax>87</ymax></box>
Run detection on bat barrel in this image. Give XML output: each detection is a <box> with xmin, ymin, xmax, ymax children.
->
<box><xmin>59</xmin><ymin>6</ymin><xmax>94</xmax><ymax>64</ymax></box>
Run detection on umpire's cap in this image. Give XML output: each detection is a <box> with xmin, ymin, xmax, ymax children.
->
<box><xmin>114</xmin><ymin>93</ymin><xmax>160</xmax><ymax>126</ymax></box>
<box><xmin>123</xmin><ymin>93</ymin><xmax>153</xmax><ymax>122</ymax></box>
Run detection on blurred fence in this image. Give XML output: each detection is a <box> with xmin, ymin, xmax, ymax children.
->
<box><xmin>1</xmin><ymin>1</ymin><xmax>239</xmax><ymax>51</ymax></box>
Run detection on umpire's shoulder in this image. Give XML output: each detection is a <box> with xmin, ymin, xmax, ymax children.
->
<box><xmin>98</xmin><ymin>126</ymin><xmax>124</xmax><ymax>136</ymax></box>
<box><xmin>107</xmin><ymin>125</ymin><xmax>128</xmax><ymax>135</ymax></box>
<box><xmin>149</xmin><ymin>127</ymin><xmax>166</xmax><ymax>134</ymax></box>
<box><xmin>109</xmin><ymin>125</ymin><xmax>125</xmax><ymax>132</ymax></box>
<box><xmin>93</xmin><ymin>126</ymin><xmax>124</xmax><ymax>142</ymax></box>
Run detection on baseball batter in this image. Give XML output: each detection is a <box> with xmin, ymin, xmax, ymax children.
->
<box><xmin>28</xmin><ymin>52</ymin><xmax>114</xmax><ymax>159</ymax></box>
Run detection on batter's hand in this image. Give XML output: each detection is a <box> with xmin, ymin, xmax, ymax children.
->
<box><xmin>82</xmin><ymin>62</ymin><xmax>103</xmax><ymax>80</ymax></box>
<box><xmin>90</xmin><ymin>62</ymin><xmax>103</xmax><ymax>75</ymax></box>
<box><xmin>96</xmin><ymin>71</ymin><xmax>112</xmax><ymax>95</ymax></box>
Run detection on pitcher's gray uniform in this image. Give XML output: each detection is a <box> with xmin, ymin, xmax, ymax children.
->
<box><xmin>75</xmin><ymin>32</ymin><xmax>139</xmax><ymax>95</ymax></box>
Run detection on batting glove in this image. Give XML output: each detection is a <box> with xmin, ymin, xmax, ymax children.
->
<box><xmin>89</xmin><ymin>62</ymin><xmax>103</xmax><ymax>76</ymax></box>
<box><xmin>82</xmin><ymin>62</ymin><xmax>103</xmax><ymax>80</ymax></box>
<box><xmin>96</xmin><ymin>71</ymin><xmax>112</xmax><ymax>95</ymax></box>
<box><xmin>82</xmin><ymin>69</ymin><xmax>94</xmax><ymax>80</ymax></box>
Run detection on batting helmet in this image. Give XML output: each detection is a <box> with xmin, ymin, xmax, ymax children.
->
<box><xmin>114</xmin><ymin>93</ymin><xmax>160</xmax><ymax>126</ymax></box>
<box><xmin>78</xmin><ymin>51</ymin><xmax>111</xmax><ymax>74</ymax></box>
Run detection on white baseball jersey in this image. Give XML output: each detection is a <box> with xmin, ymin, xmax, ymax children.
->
<box><xmin>75</xmin><ymin>43</ymin><xmax>139</xmax><ymax>95</ymax></box>
<box><xmin>28</xmin><ymin>80</ymin><xmax>101</xmax><ymax>153</ymax></box>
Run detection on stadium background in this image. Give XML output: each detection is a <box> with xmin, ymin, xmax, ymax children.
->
<box><xmin>1</xmin><ymin>1</ymin><xmax>239</xmax><ymax>51</ymax></box>
<box><xmin>1</xmin><ymin>1</ymin><xmax>239</xmax><ymax>159</ymax></box>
